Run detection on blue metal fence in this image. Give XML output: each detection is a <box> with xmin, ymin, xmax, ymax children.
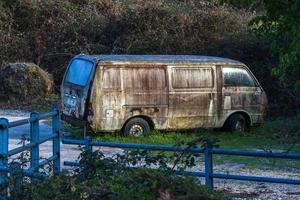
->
<box><xmin>1</xmin><ymin>108</ymin><xmax>300</xmax><ymax>194</ymax></box>
<box><xmin>0</xmin><ymin>108</ymin><xmax>60</xmax><ymax>197</ymax></box>
<box><xmin>62</xmin><ymin>136</ymin><xmax>300</xmax><ymax>190</ymax></box>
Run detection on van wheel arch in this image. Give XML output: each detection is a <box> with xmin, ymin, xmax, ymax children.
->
<box><xmin>223</xmin><ymin>112</ymin><xmax>251</xmax><ymax>131</ymax></box>
<box><xmin>122</xmin><ymin>115</ymin><xmax>155</xmax><ymax>132</ymax></box>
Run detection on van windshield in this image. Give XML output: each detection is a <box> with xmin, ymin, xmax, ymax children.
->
<box><xmin>65</xmin><ymin>59</ymin><xmax>94</xmax><ymax>86</ymax></box>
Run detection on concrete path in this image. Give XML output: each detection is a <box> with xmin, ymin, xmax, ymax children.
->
<box><xmin>1</xmin><ymin>114</ymin><xmax>80</xmax><ymax>168</ymax></box>
<box><xmin>0</xmin><ymin>110</ymin><xmax>95</xmax><ymax>170</ymax></box>
<box><xmin>0</xmin><ymin>110</ymin><xmax>123</xmax><ymax>169</ymax></box>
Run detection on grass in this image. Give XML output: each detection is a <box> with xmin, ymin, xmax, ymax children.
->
<box><xmin>64</xmin><ymin>118</ymin><xmax>300</xmax><ymax>151</ymax></box>
<box><xmin>62</xmin><ymin>115</ymin><xmax>300</xmax><ymax>170</ymax></box>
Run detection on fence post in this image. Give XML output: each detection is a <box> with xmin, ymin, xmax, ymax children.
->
<box><xmin>204</xmin><ymin>143</ymin><xmax>213</xmax><ymax>190</ymax></box>
<box><xmin>84</xmin><ymin>136</ymin><xmax>92</xmax><ymax>152</ymax></box>
<box><xmin>52</xmin><ymin>108</ymin><xmax>60</xmax><ymax>175</ymax></box>
<box><xmin>0</xmin><ymin>118</ymin><xmax>9</xmax><ymax>198</ymax></box>
<box><xmin>30</xmin><ymin>112</ymin><xmax>39</xmax><ymax>172</ymax></box>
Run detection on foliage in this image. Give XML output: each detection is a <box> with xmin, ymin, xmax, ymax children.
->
<box><xmin>5</xmin><ymin>137</ymin><xmax>223</xmax><ymax>200</ymax></box>
<box><xmin>0</xmin><ymin>0</ymin><xmax>299</xmax><ymax>113</ymax></box>
<box><xmin>251</xmin><ymin>0</ymin><xmax>300</xmax><ymax>93</ymax></box>
<box><xmin>255</xmin><ymin>114</ymin><xmax>300</xmax><ymax>144</ymax></box>
<box><xmin>0</xmin><ymin>0</ymin><xmax>256</xmax><ymax>84</ymax></box>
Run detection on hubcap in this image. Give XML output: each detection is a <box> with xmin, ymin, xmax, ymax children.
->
<box><xmin>235</xmin><ymin>120</ymin><xmax>245</xmax><ymax>132</ymax></box>
<box><xmin>129</xmin><ymin>124</ymin><xmax>144</xmax><ymax>136</ymax></box>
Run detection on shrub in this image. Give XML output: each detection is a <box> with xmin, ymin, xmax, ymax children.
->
<box><xmin>6</xmin><ymin>140</ymin><xmax>223</xmax><ymax>200</ymax></box>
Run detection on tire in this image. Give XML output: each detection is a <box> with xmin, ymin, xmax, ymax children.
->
<box><xmin>123</xmin><ymin>118</ymin><xmax>151</xmax><ymax>137</ymax></box>
<box><xmin>225</xmin><ymin>114</ymin><xmax>247</xmax><ymax>132</ymax></box>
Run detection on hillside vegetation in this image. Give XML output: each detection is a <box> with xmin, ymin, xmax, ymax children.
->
<box><xmin>0</xmin><ymin>0</ymin><xmax>299</xmax><ymax>116</ymax></box>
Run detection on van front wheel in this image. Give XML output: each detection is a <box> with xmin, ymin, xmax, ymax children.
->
<box><xmin>225</xmin><ymin>114</ymin><xmax>246</xmax><ymax>132</ymax></box>
<box><xmin>123</xmin><ymin>118</ymin><xmax>150</xmax><ymax>137</ymax></box>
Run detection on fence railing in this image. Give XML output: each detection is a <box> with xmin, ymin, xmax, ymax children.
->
<box><xmin>1</xmin><ymin>108</ymin><xmax>300</xmax><ymax>193</ymax></box>
<box><xmin>62</xmin><ymin>136</ymin><xmax>300</xmax><ymax>190</ymax></box>
<box><xmin>0</xmin><ymin>108</ymin><xmax>60</xmax><ymax>197</ymax></box>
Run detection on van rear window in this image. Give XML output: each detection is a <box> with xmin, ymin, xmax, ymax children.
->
<box><xmin>65</xmin><ymin>59</ymin><xmax>94</xmax><ymax>86</ymax></box>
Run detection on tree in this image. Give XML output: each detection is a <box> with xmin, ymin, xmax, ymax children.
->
<box><xmin>251</xmin><ymin>0</ymin><xmax>300</xmax><ymax>92</ymax></box>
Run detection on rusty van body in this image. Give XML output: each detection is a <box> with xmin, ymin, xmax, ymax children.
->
<box><xmin>61</xmin><ymin>55</ymin><xmax>267</xmax><ymax>136</ymax></box>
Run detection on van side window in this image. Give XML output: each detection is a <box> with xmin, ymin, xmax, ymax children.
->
<box><xmin>223</xmin><ymin>67</ymin><xmax>255</xmax><ymax>87</ymax></box>
<box><xmin>172</xmin><ymin>68</ymin><xmax>213</xmax><ymax>88</ymax></box>
<box><xmin>123</xmin><ymin>68</ymin><xmax>166</xmax><ymax>90</ymax></box>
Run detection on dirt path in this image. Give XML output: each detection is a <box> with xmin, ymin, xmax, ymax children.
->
<box><xmin>1</xmin><ymin>110</ymin><xmax>300</xmax><ymax>199</ymax></box>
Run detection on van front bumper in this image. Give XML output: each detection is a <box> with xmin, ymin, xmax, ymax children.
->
<box><xmin>61</xmin><ymin>114</ymin><xmax>87</xmax><ymax>127</ymax></box>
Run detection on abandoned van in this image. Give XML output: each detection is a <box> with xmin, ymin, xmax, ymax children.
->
<box><xmin>61</xmin><ymin>55</ymin><xmax>267</xmax><ymax>136</ymax></box>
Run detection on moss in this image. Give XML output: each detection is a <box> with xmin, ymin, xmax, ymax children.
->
<box><xmin>0</xmin><ymin>63</ymin><xmax>53</xmax><ymax>105</ymax></box>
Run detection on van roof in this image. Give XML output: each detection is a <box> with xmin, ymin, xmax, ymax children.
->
<box><xmin>75</xmin><ymin>54</ymin><xmax>244</xmax><ymax>65</ymax></box>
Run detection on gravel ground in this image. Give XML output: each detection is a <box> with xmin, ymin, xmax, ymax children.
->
<box><xmin>0</xmin><ymin>109</ymin><xmax>30</xmax><ymax>117</ymax></box>
<box><xmin>1</xmin><ymin>109</ymin><xmax>300</xmax><ymax>199</ymax></box>
<box><xmin>194</xmin><ymin>164</ymin><xmax>300</xmax><ymax>199</ymax></box>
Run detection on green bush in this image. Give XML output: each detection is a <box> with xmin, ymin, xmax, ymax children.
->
<box><xmin>7</xmin><ymin>145</ymin><xmax>223</xmax><ymax>200</ymax></box>
<box><xmin>251</xmin><ymin>0</ymin><xmax>300</xmax><ymax>93</ymax></box>
<box><xmin>28</xmin><ymin>170</ymin><xmax>220</xmax><ymax>200</ymax></box>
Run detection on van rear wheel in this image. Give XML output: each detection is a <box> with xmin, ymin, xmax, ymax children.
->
<box><xmin>225</xmin><ymin>114</ymin><xmax>246</xmax><ymax>132</ymax></box>
<box><xmin>123</xmin><ymin>118</ymin><xmax>150</xmax><ymax>137</ymax></box>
